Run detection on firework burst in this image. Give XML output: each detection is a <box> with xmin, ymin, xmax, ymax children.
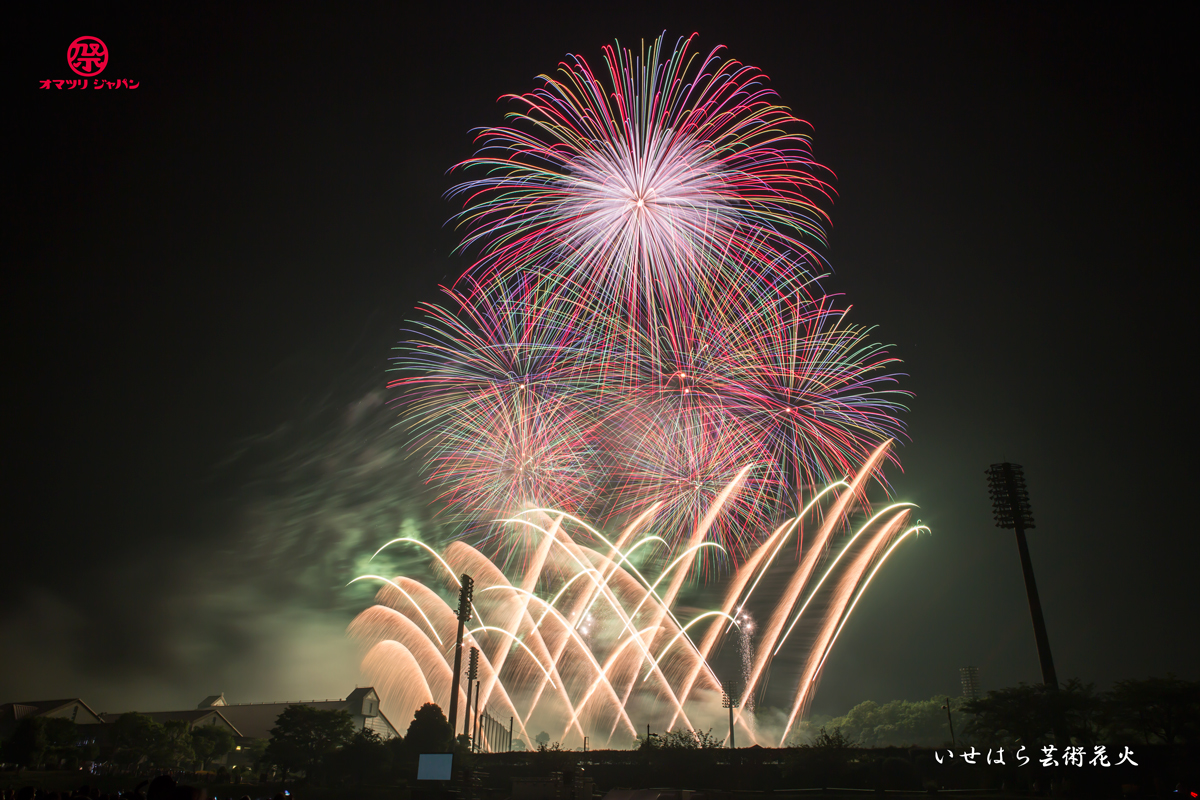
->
<box><xmin>721</xmin><ymin>294</ymin><xmax>910</xmax><ymax>496</ymax></box>
<box><xmin>349</xmin><ymin>442</ymin><xmax>928</xmax><ymax>748</ymax></box>
<box><xmin>391</xmin><ymin>286</ymin><xmax>602</xmax><ymax>520</ymax></box>
<box><xmin>450</xmin><ymin>33</ymin><xmax>835</xmax><ymax>318</ymax></box>
<box><xmin>364</xmin><ymin>33</ymin><xmax>924</xmax><ymax>741</ymax></box>
<box><xmin>393</xmin><ymin>33</ymin><xmax>906</xmax><ymax>568</ymax></box>
<box><xmin>609</xmin><ymin>403</ymin><xmax>778</xmax><ymax>570</ymax></box>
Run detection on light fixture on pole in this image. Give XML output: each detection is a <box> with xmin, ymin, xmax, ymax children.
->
<box><xmin>986</xmin><ymin>463</ymin><xmax>1058</xmax><ymax>690</ymax></box>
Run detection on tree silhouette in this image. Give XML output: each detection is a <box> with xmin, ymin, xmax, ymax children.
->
<box><xmin>153</xmin><ymin>719</ymin><xmax>195</xmax><ymax>769</ymax></box>
<box><xmin>109</xmin><ymin>712</ymin><xmax>162</xmax><ymax>766</ymax></box>
<box><xmin>963</xmin><ymin>683</ymin><xmax>1058</xmax><ymax>747</ymax></box>
<box><xmin>0</xmin><ymin>717</ymin><xmax>48</xmax><ymax>768</ymax></box>
<box><xmin>265</xmin><ymin>705</ymin><xmax>354</xmax><ymax>779</ymax></box>
<box><xmin>191</xmin><ymin>724</ymin><xmax>235</xmax><ymax>769</ymax></box>
<box><xmin>404</xmin><ymin>702</ymin><xmax>452</xmax><ymax>757</ymax></box>
<box><xmin>1105</xmin><ymin>674</ymin><xmax>1200</xmax><ymax>745</ymax></box>
<box><xmin>330</xmin><ymin>727</ymin><xmax>389</xmax><ymax>785</ymax></box>
<box><xmin>820</xmin><ymin>696</ymin><xmax>966</xmax><ymax>747</ymax></box>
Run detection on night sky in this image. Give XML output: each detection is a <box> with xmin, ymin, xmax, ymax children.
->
<box><xmin>8</xmin><ymin>3</ymin><xmax>1195</xmax><ymax>722</ymax></box>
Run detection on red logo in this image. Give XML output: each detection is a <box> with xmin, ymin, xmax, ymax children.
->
<box><xmin>67</xmin><ymin>36</ymin><xmax>108</xmax><ymax>76</ymax></box>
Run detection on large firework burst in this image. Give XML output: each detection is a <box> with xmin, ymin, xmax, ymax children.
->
<box><xmin>450</xmin><ymin>33</ymin><xmax>835</xmax><ymax>318</ymax></box>
<box><xmin>361</xmin><ymin>33</ymin><xmax>922</xmax><ymax>749</ymax></box>
<box><xmin>391</xmin><ymin>286</ymin><xmax>602</xmax><ymax>518</ymax></box>
<box><xmin>721</xmin><ymin>294</ymin><xmax>909</xmax><ymax>495</ymax></box>
<box><xmin>395</xmin><ymin>34</ymin><xmax>906</xmax><ymax>567</ymax></box>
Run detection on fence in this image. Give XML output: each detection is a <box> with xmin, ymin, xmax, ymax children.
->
<box><xmin>475</xmin><ymin>707</ymin><xmax>513</xmax><ymax>753</ymax></box>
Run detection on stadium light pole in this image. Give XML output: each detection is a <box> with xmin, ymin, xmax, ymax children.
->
<box><xmin>448</xmin><ymin>574</ymin><xmax>474</xmax><ymax>740</ymax></box>
<box><xmin>721</xmin><ymin>682</ymin><xmax>740</xmax><ymax>749</ymax></box>
<box><xmin>986</xmin><ymin>463</ymin><xmax>1058</xmax><ymax>690</ymax></box>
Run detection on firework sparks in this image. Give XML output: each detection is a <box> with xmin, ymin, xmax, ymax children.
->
<box><xmin>391</xmin><ymin>286</ymin><xmax>603</xmax><ymax>523</ymax></box>
<box><xmin>364</xmin><ymin>33</ymin><xmax>921</xmax><ymax>743</ymax></box>
<box><xmin>350</xmin><ymin>441</ymin><xmax>925</xmax><ymax>747</ymax></box>
<box><xmin>737</xmin><ymin>609</ymin><xmax>756</xmax><ymax>713</ymax></box>
<box><xmin>450</xmin><ymin>33</ymin><xmax>835</xmax><ymax>319</ymax></box>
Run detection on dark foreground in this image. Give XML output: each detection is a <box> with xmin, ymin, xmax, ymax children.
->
<box><xmin>3</xmin><ymin>743</ymin><xmax>1196</xmax><ymax>799</ymax></box>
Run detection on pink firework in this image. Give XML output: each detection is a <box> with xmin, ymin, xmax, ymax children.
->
<box><xmin>391</xmin><ymin>34</ymin><xmax>908</xmax><ymax>569</ymax></box>
<box><xmin>450</xmin><ymin>33</ymin><xmax>835</xmax><ymax>319</ymax></box>
<box><xmin>719</xmin><ymin>294</ymin><xmax>910</xmax><ymax>498</ymax></box>
<box><xmin>608</xmin><ymin>402</ymin><xmax>780</xmax><ymax>570</ymax></box>
<box><xmin>391</xmin><ymin>286</ymin><xmax>602</xmax><ymax>521</ymax></box>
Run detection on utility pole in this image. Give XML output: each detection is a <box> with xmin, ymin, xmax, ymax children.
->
<box><xmin>448</xmin><ymin>574</ymin><xmax>474</xmax><ymax>740</ymax></box>
<box><xmin>986</xmin><ymin>464</ymin><xmax>1058</xmax><ymax>689</ymax></box>
<box><xmin>941</xmin><ymin>698</ymin><xmax>956</xmax><ymax>749</ymax></box>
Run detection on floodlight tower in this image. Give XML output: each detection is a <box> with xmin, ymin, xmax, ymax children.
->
<box><xmin>448</xmin><ymin>574</ymin><xmax>474</xmax><ymax>738</ymax></box>
<box><xmin>986</xmin><ymin>463</ymin><xmax>1058</xmax><ymax>689</ymax></box>
<box><xmin>960</xmin><ymin>666</ymin><xmax>980</xmax><ymax>700</ymax></box>
<box><xmin>721</xmin><ymin>683</ymin><xmax>741</xmax><ymax>749</ymax></box>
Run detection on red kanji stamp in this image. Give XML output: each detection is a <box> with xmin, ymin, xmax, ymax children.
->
<box><xmin>67</xmin><ymin>36</ymin><xmax>108</xmax><ymax>77</ymax></box>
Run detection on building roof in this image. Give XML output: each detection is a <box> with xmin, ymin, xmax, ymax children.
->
<box><xmin>212</xmin><ymin>701</ymin><xmax>350</xmax><ymax>739</ymax></box>
<box><xmin>345</xmin><ymin>687</ymin><xmax>375</xmax><ymax>704</ymax></box>
<box><xmin>0</xmin><ymin>699</ymin><xmax>104</xmax><ymax>725</ymax></box>
<box><xmin>1</xmin><ymin>689</ymin><xmax>400</xmax><ymax>742</ymax></box>
<box><xmin>98</xmin><ymin>709</ymin><xmax>241</xmax><ymax>736</ymax></box>
<box><xmin>0</xmin><ymin>699</ymin><xmax>106</xmax><ymax>740</ymax></box>
<box><xmin>186</xmin><ymin>688</ymin><xmax>398</xmax><ymax>740</ymax></box>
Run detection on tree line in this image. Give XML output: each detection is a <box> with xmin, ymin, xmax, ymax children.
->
<box><xmin>0</xmin><ymin>702</ymin><xmax>458</xmax><ymax>788</ymax></box>
<box><xmin>1</xmin><ymin>714</ymin><xmax>235</xmax><ymax>771</ymax></box>
<box><xmin>813</xmin><ymin>674</ymin><xmax>1199</xmax><ymax>749</ymax></box>
<box><xmin>256</xmin><ymin>702</ymin><xmax>458</xmax><ymax>786</ymax></box>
